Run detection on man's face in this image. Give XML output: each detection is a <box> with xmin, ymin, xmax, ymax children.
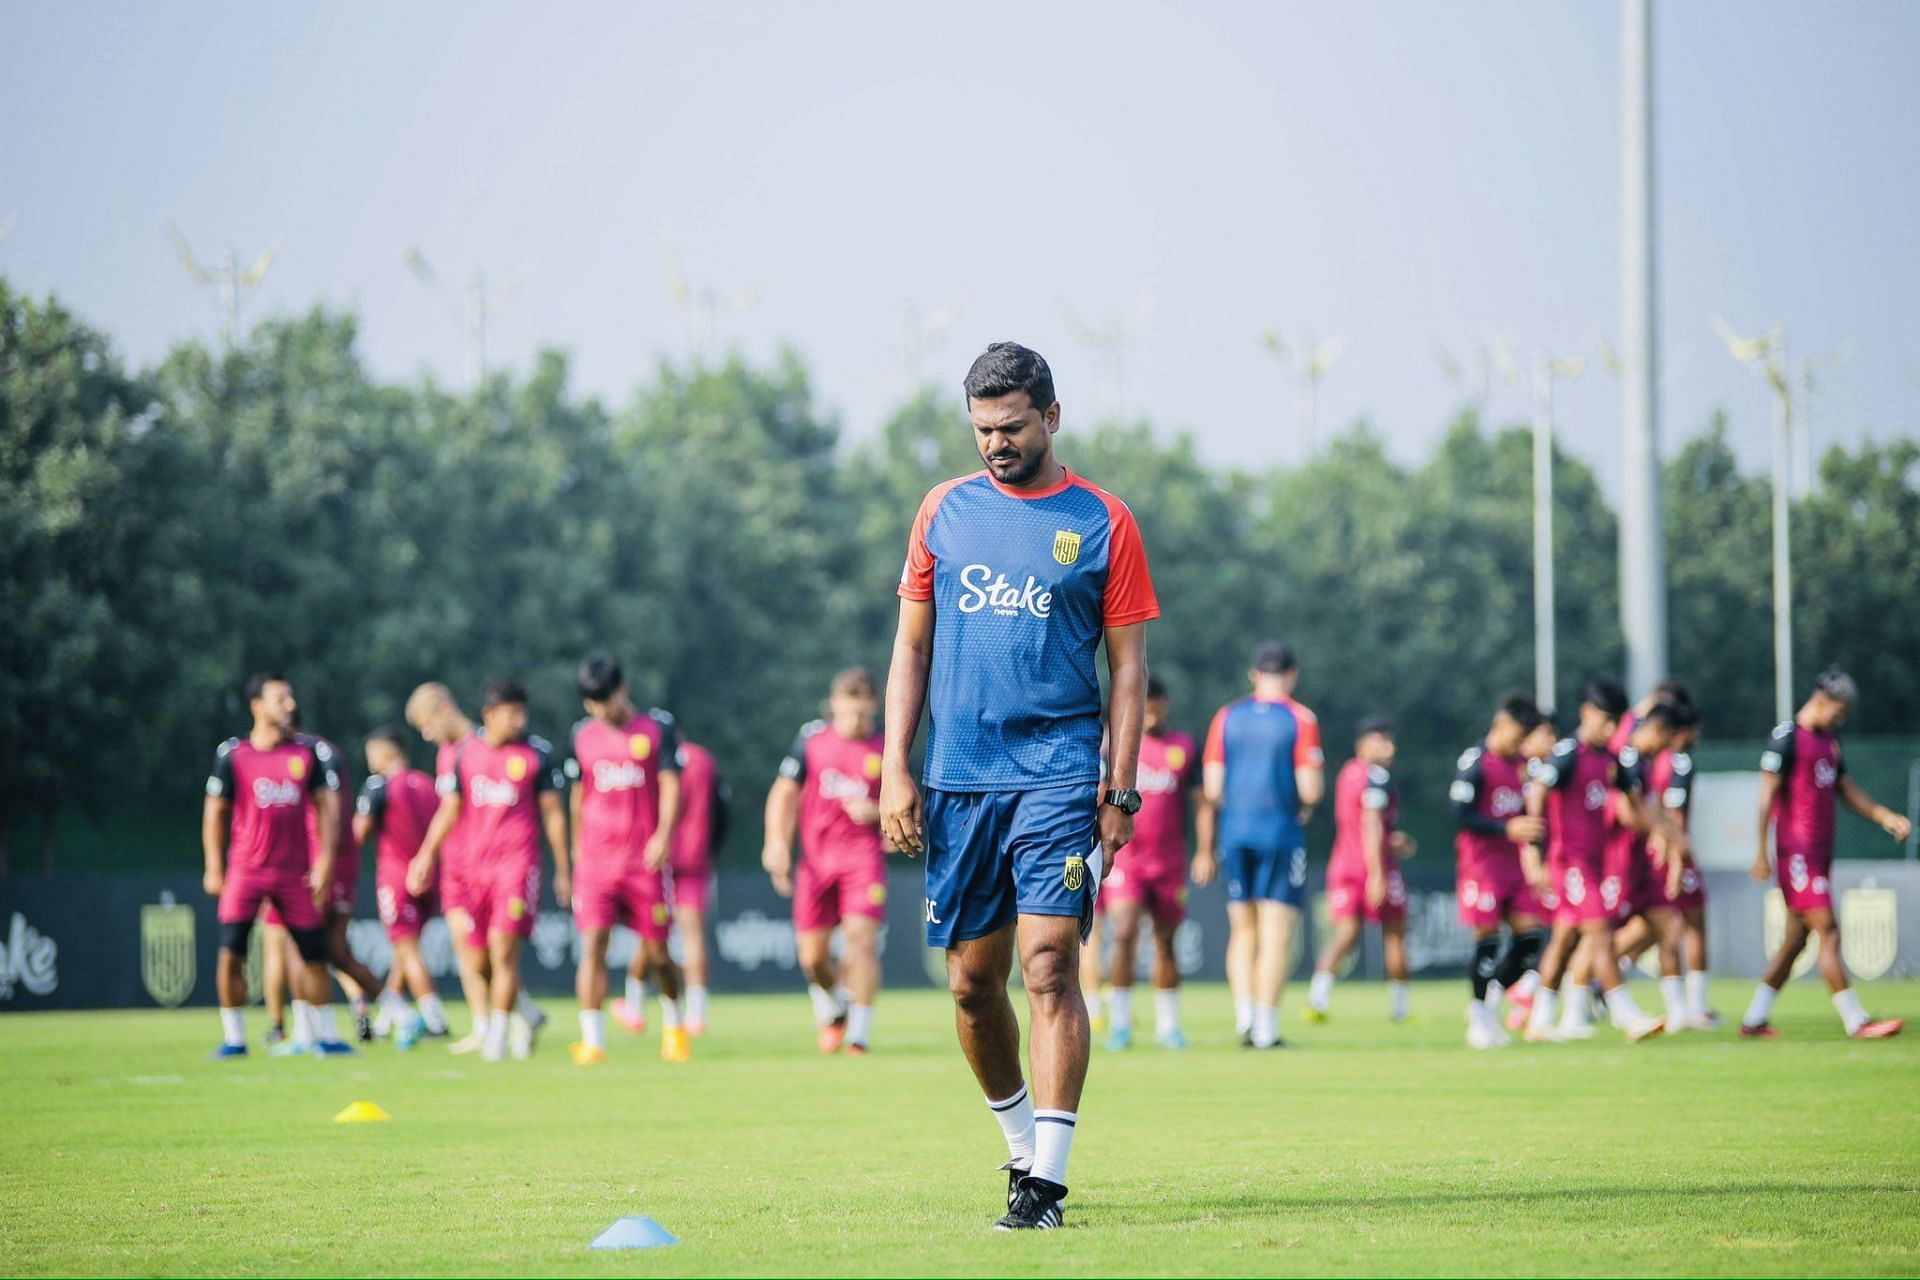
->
<box><xmin>252</xmin><ymin>681</ymin><xmax>297</xmax><ymax>735</ymax></box>
<box><xmin>1577</xmin><ymin>702</ymin><xmax>1619</xmax><ymax>747</ymax></box>
<box><xmin>969</xmin><ymin>391</ymin><xmax>1059</xmax><ymax>487</ymax></box>
<box><xmin>1358</xmin><ymin>731</ymin><xmax>1396</xmax><ymax>768</ymax></box>
<box><xmin>482</xmin><ymin>701</ymin><xmax>528</xmax><ymax>743</ymax></box>
<box><xmin>1145</xmin><ymin>695</ymin><xmax>1170</xmax><ymax>734</ymax></box>
<box><xmin>1630</xmin><ymin>719</ymin><xmax>1675</xmax><ymax>757</ymax></box>
<box><xmin>365</xmin><ymin>739</ymin><xmax>401</xmax><ymax>776</ymax></box>
<box><xmin>829</xmin><ymin>686</ymin><xmax>878</xmax><ymax>734</ymax></box>
<box><xmin>1810</xmin><ymin>691</ymin><xmax>1852</xmax><ymax>731</ymax></box>
<box><xmin>1487</xmin><ymin>711</ymin><xmax>1525</xmax><ymax>754</ymax></box>
<box><xmin>1522</xmin><ymin>721</ymin><xmax>1557</xmax><ymax>760</ymax></box>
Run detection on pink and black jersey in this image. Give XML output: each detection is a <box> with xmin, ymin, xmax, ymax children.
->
<box><xmin>1532</xmin><ymin>737</ymin><xmax>1617</xmax><ymax>864</ymax></box>
<box><xmin>206</xmin><ymin>735</ymin><xmax>340</xmax><ymax>876</ymax></box>
<box><xmin>439</xmin><ymin>734</ymin><xmax>563</xmax><ymax>868</ymax></box>
<box><xmin>671</xmin><ymin>740</ymin><xmax>723</xmax><ymax>870</ymax></box>
<box><xmin>899</xmin><ymin>468</ymin><xmax>1158</xmax><ymax>791</ymax></box>
<box><xmin>302</xmin><ymin>734</ymin><xmax>356</xmax><ymax>867</ymax></box>
<box><xmin>1450</xmin><ymin>742</ymin><xmax>1528</xmax><ymax>869</ymax></box>
<box><xmin>434</xmin><ymin>733</ymin><xmax>479</xmax><ymax>872</ymax></box>
<box><xmin>356</xmin><ymin>767</ymin><xmax>439</xmax><ymax>882</ymax></box>
<box><xmin>1762</xmin><ymin>721</ymin><xmax>1845</xmax><ymax>856</ymax></box>
<box><xmin>565</xmin><ymin>710</ymin><xmax>680</xmax><ymax>876</ymax></box>
<box><xmin>1329</xmin><ymin>756</ymin><xmax>1398</xmax><ymax>877</ymax></box>
<box><xmin>779</xmin><ymin>721</ymin><xmax>885</xmax><ymax>866</ymax></box>
<box><xmin>1128</xmin><ymin>729</ymin><xmax>1199</xmax><ymax>871</ymax></box>
<box><xmin>1650</xmin><ymin>749</ymin><xmax>1694</xmax><ymax>824</ymax></box>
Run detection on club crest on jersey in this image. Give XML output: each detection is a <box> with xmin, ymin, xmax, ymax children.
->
<box><xmin>863</xmin><ymin>753</ymin><xmax>883</xmax><ymax>780</ymax></box>
<box><xmin>288</xmin><ymin>756</ymin><xmax>306</xmax><ymax>780</ymax></box>
<box><xmin>141</xmin><ymin>898</ymin><xmax>196</xmax><ymax>1008</ymax></box>
<box><xmin>1063</xmin><ymin>855</ymin><xmax>1085</xmax><ymax>892</ymax></box>
<box><xmin>1052</xmin><ymin>529</ymin><xmax>1081</xmax><ymax>565</ymax></box>
<box><xmin>506</xmin><ymin>755</ymin><xmax>528</xmax><ymax>782</ymax></box>
<box><xmin>1165</xmin><ymin>745</ymin><xmax>1187</xmax><ymax>771</ymax></box>
<box><xmin>629</xmin><ymin>735</ymin><xmax>652</xmax><ymax>760</ymax></box>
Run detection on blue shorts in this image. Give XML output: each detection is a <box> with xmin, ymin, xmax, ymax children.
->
<box><xmin>1222</xmin><ymin>845</ymin><xmax>1307</xmax><ymax>907</ymax></box>
<box><xmin>923</xmin><ymin>783</ymin><xmax>1100</xmax><ymax>948</ymax></box>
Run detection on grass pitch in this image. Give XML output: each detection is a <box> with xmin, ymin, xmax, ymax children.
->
<box><xmin>4</xmin><ymin>980</ymin><xmax>1918</xmax><ymax>1277</ymax></box>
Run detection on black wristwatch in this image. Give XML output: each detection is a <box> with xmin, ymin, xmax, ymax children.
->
<box><xmin>1102</xmin><ymin>788</ymin><xmax>1143</xmax><ymax>816</ymax></box>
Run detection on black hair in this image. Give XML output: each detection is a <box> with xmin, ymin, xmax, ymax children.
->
<box><xmin>577</xmin><ymin>650</ymin><xmax>623</xmax><ymax>702</ymax></box>
<box><xmin>1583</xmin><ymin>677</ymin><xmax>1629</xmax><ymax>718</ymax></box>
<box><xmin>481</xmin><ymin>678</ymin><xmax>528</xmax><ymax>711</ymax></box>
<box><xmin>1146</xmin><ymin>673</ymin><xmax>1168</xmax><ymax>700</ymax></box>
<box><xmin>1497</xmin><ymin>692</ymin><xmax>1546</xmax><ymax>732</ymax></box>
<box><xmin>1355</xmin><ymin>716</ymin><xmax>1395</xmax><ymax>740</ymax></box>
<box><xmin>365</xmin><ymin>724</ymin><xmax>407</xmax><ymax>751</ymax></box>
<box><xmin>1642</xmin><ymin>701</ymin><xmax>1687</xmax><ymax>731</ymax></box>
<box><xmin>963</xmin><ymin>342</ymin><xmax>1055</xmax><ymax>411</ymax></box>
<box><xmin>1251</xmin><ymin>641</ymin><xmax>1297</xmax><ymax>675</ymax></box>
<box><xmin>244</xmin><ymin>671</ymin><xmax>287</xmax><ymax>702</ymax></box>
<box><xmin>1652</xmin><ymin>679</ymin><xmax>1693</xmax><ymax>710</ymax></box>
<box><xmin>1814</xmin><ymin>667</ymin><xmax>1859</xmax><ymax>704</ymax></box>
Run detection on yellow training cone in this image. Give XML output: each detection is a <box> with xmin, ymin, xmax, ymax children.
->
<box><xmin>333</xmin><ymin>1101</ymin><xmax>390</xmax><ymax>1124</ymax></box>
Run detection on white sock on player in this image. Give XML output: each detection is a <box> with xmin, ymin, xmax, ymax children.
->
<box><xmin>659</xmin><ymin>993</ymin><xmax>683</xmax><ymax>1031</ymax></box>
<box><xmin>1658</xmin><ymin>977</ymin><xmax>1686</xmax><ymax>1025</ymax></box>
<box><xmin>1484</xmin><ymin>978</ymin><xmax>1506</xmax><ymax>1011</ymax></box>
<box><xmin>312</xmin><ymin>1002</ymin><xmax>344</xmax><ymax>1045</ymax></box>
<box><xmin>1685</xmin><ymin>971</ymin><xmax>1710</xmax><ymax>1020</ymax></box>
<box><xmin>687</xmin><ymin>985</ymin><xmax>709</xmax><ymax>1027</ymax></box>
<box><xmin>378</xmin><ymin>988</ymin><xmax>410</xmax><ymax>1023</ymax></box>
<box><xmin>514</xmin><ymin>989</ymin><xmax>540</xmax><ymax>1021</ymax></box>
<box><xmin>624</xmin><ymin>975</ymin><xmax>644</xmax><ymax>1008</ymax></box>
<box><xmin>1308</xmin><ymin>970</ymin><xmax>1334</xmax><ymax>1013</ymax></box>
<box><xmin>1742</xmin><ymin>983</ymin><xmax>1778</xmax><ymax>1028</ymax></box>
<box><xmin>417</xmin><ymin>993</ymin><xmax>448</xmax><ymax>1034</ymax></box>
<box><xmin>1251</xmin><ymin>1004</ymin><xmax>1279</xmax><ymax>1048</ymax></box>
<box><xmin>1528</xmin><ymin>986</ymin><xmax>1559</xmax><ymax>1034</ymax></box>
<box><xmin>986</xmin><ymin>1084</ymin><xmax>1036</xmax><ymax>1168</ymax></box>
<box><xmin>579</xmin><ymin>1009</ymin><xmax>605</xmax><ymax>1051</ymax></box>
<box><xmin>220</xmin><ymin>1007</ymin><xmax>246</xmax><ymax>1048</ymax></box>
<box><xmin>1560</xmin><ymin>985</ymin><xmax>1592</xmax><ymax>1029</ymax></box>
<box><xmin>291</xmin><ymin>999</ymin><xmax>316</xmax><ymax>1047</ymax></box>
<box><xmin>1388</xmin><ymin>980</ymin><xmax>1410</xmax><ymax>1021</ymax></box>
<box><xmin>484</xmin><ymin>1009</ymin><xmax>509</xmax><ymax>1057</ymax></box>
<box><xmin>1514</xmin><ymin>970</ymin><xmax>1541</xmax><ymax>1000</ymax></box>
<box><xmin>1108</xmin><ymin>987</ymin><xmax>1133</xmax><ymax>1034</ymax></box>
<box><xmin>808</xmin><ymin>983</ymin><xmax>843</xmax><ymax>1026</ymax></box>
<box><xmin>1154</xmin><ymin>988</ymin><xmax>1180</xmax><ymax>1037</ymax></box>
<box><xmin>846</xmin><ymin>1003</ymin><xmax>873</xmax><ymax>1048</ymax></box>
<box><xmin>1031</xmin><ymin>1110</ymin><xmax>1076</xmax><ymax>1189</ymax></box>
<box><xmin>1234</xmin><ymin>997</ymin><xmax>1254</xmax><ymax>1036</ymax></box>
<box><xmin>1832</xmin><ymin>988</ymin><xmax>1869</xmax><ymax>1035</ymax></box>
<box><xmin>1603</xmin><ymin>984</ymin><xmax>1649</xmax><ymax>1026</ymax></box>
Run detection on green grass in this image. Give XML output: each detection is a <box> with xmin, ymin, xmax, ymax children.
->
<box><xmin>4</xmin><ymin>981</ymin><xmax>1918</xmax><ymax>1277</ymax></box>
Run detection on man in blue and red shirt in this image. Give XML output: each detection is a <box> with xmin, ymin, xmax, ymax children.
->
<box><xmin>1193</xmin><ymin>642</ymin><xmax>1325</xmax><ymax>1050</ymax></box>
<box><xmin>1741</xmin><ymin>669</ymin><xmax>1910</xmax><ymax>1040</ymax></box>
<box><xmin>881</xmin><ymin>342</ymin><xmax>1157</xmax><ymax>1231</ymax></box>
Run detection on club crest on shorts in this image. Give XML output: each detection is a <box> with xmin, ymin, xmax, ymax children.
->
<box><xmin>1063</xmin><ymin>855</ymin><xmax>1085</xmax><ymax>891</ymax></box>
<box><xmin>1841</xmin><ymin>884</ymin><xmax>1898</xmax><ymax>980</ymax></box>
<box><xmin>140</xmin><ymin>897</ymin><xmax>196</xmax><ymax>1008</ymax></box>
<box><xmin>1052</xmin><ymin>529</ymin><xmax>1081</xmax><ymax>566</ymax></box>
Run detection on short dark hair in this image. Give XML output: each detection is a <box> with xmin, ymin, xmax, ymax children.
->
<box><xmin>1146</xmin><ymin>673</ymin><xmax>1169</xmax><ymax>701</ymax></box>
<box><xmin>1498</xmin><ymin>692</ymin><xmax>1546</xmax><ymax>732</ymax></box>
<box><xmin>1355</xmin><ymin>716</ymin><xmax>1394</xmax><ymax>741</ymax></box>
<box><xmin>365</xmin><ymin>724</ymin><xmax>407</xmax><ymax>751</ymax></box>
<box><xmin>1642</xmin><ymin>701</ymin><xmax>1688</xmax><ymax>731</ymax></box>
<box><xmin>578</xmin><ymin>650</ymin><xmax>623</xmax><ymax>702</ymax></box>
<box><xmin>1251</xmin><ymin>641</ymin><xmax>1297</xmax><ymax>675</ymax></box>
<box><xmin>1814</xmin><ymin>667</ymin><xmax>1858</xmax><ymax>704</ymax></box>
<box><xmin>481</xmin><ymin>678</ymin><xmax>528</xmax><ymax>711</ymax></box>
<box><xmin>244</xmin><ymin>671</ymin><xmax>287</xmax><ymax>702</ymax></box>
<box><xmin>963</xmin><ymin>342</ymin><xmax>1055</xmax><ymax>411</ymax></box>
<box><xmin>1652</xmin><ymin>679</ymin><xmax>1693</xmax><ymax>710</ymax></box>
<box><xmin>1583</xmin><ymin>677</ymin><xmax>1629</xmax><ymax>718</ymax></box>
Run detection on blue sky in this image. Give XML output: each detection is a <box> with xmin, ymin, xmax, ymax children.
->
<box><xmin>4</xmin><ymin>2</ymin><xmax>1917</xmax><ymax>491</ymax></box>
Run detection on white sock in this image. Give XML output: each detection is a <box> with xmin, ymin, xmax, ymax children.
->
<box><xmin>1833</xmin><ymin>988</ymin><xmax>1869</xmax><ymax>1035</ymax></box>
<box><xmin>1742</xmin><ymin>983</ymin><xmax>1778</xmax><ymax>1029</ymax></box>
<box><xmin>688</xmin><ymin>985</ymin><xmax>709</xmax><ymax>1026</ymax></box>
<box><xmin>579</xmin><ymin>1009</ymin><xmax>605</xmax><ymax>1051</ymax></box>
<box><xmin>1528</xmin><ymin>987</ymin><xmax>1559</xmax><ymax>1033</ymax></box>
<box><xmin>1560</xmin><ymin>985</ymin><xmax>1592</xmax><ymax>1028</ymax></box>
<box><xmin>1251</xmin><ymin>1004</ymin><xmax>1279</xmax><ymax>1048</ymax></box>
<box><xmin>378</xmin><ymin>988</ymin><xmax>410</xmax><ymax>1021</ymax></box>
<box><xmin>986</xmin><ymin>1084</ymin><xmax>1036</xmax><ymax>1167</ymax></box>
<box><xmin>1659</xmin><ymin>976</ymin><xmax>1687</xmax><ymax>1024</ymax></box>
<box><xmin>1603</xmin><ymin>984</ymin><xmax>1648</xmax><ymax>1025</ymax></box>
<box><xmin>220</xmin><ymin>1007</ymin><xmax>247</xmax><ymax>1047</ymax></box>
<box><xmin>1108</xmin><ymin>987</ymin><xmax>1134</xmax><ymax>1033</ymax></box>
<box><xmin>659</xmin><ymin>993</ymin><xmax>683</xmax><ymax>1031</ymax></box>
<box><xmin>1088</xmin><ymin>987</ymin><xmax>1105</xmax><ymax>1024</ymax></box>
<box><xmin>514</xmin><ymin>989</ymin><xmax>540</xmax><ymax>1021</ymax></box>
<box><xmin>846</xmin><ymin>1003</ymin><xmax>873</xmax><ymax>1047</ymax></box>
<box><xmin>291</xmin><ymin>999</ymin><xmax>316</xmax><ymax>1047</ymax></box>
<box><xmin>485</xmin><ymin>1009</ymin><xmax>510</xmax><ymax>1056</ymax></box>
<box><xmin>1686</xmin><ymin>971</ymin><xmax>1710</xmax><ymax>1019</ymax></box>
<box><xmin>1154</xmin><ymin>988</ymin><xmax>1180</xmax><ymax>1036</ymax></box>
<box><xmin>1514</xmin><ymin>970</ymin><xmax>1541</xmax><ymax>999</ymax></box>
<box><xmin>1032</xmin><ymin>1110</ymin><xmax>1077</xmax><ymax>1189</ymax></box>
<box><xmin>1389</xmin><ymin>980</ymin><xmax>1410</xmax><ymax>1021</ymax></box>
<box><xmin>625</xmin><ymin>975</ymin><xmax>644</xmax><ymax>1007</ymax></box>
<box><xmin>312</xmin><ymin>1003</ymin><xmax>344</xmax><ymax>1045</ymax></box>
<box><xmin>1308</xmin><ymin>970</ymin><xmax>1334</xmax><ymax>1012</ymax></box>
<box><xmin>834</xmin><ymin>984</ymin><xmax>852</xmax><ymax>1010</ymax></box>
<box><xmin>808</xmin><ymin>983</ymin><xmax>844</xmax><ymax>1026</ymax></box>
<box><xmin>418</xmin><ymin>993</ymin><xmax>448</xmax><ymax>1033</ymax></box>
<box><xmin>1484</xmin><ymin>978</ymin><xmax>1506</xmax><ymax>1011</ymax></box>
<box><xmin>1233</xmin><ymin>996</ymin><xmax>1254</xmax><ymax>1035</ymax></box>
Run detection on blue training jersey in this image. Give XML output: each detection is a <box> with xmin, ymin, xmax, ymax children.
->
<box><xmin>1204</xmin><ymin>694</ymin><xmax>1324</xmax><ymax>850</ymax></box>
<box><xmin>899</xmin><ymin>468</ymin><xmax>1158</xmax><ymax>792</ymax></box>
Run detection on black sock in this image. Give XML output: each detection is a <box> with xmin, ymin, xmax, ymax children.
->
<box><xmin>1471</xmin><ymin>936</ymin><xmax>1502</xmax><ymax>1001</ymax></box>
<box><xmin>1495</xmin><ymin>929</ymin><xmax>1548</xmax><ymax>990</ymax></box>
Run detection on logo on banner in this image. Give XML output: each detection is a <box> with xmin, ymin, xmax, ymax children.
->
<box><xmin>1841</xmin><ymin>883</ymin><xmax>1898</xmax><ymax>980</ymax></box>
<box><xmin>1</xmin><ymin>912</ymin><xmax>59</xmax><ymax>1000</ymax></box>
<box><xmin>141</xmin><ymin>894</ymin><xmax>197</xmax><ymax>1008</ymax></box>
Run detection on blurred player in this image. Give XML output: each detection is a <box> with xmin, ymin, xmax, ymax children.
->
<box><xmin>1307</xmin><ymin>718</ymin><xmax>1415</xmax><ymax>1024</ymax></box>
<box><xmin>406</xmin><ymin>682</ymin><xmax>495</xmax><ymax>1050</ymax></box>
<box><xmin>202</xmin><ymin>673</ymin><xmax>353</xmax><ymax>1057</ymax></box>
<box><xmin>669</xmin><ymin>736</ymin><xmax>726</xmax><ymax>1036</ymax></box>
<box><xmin>1741</xmin><ymin>669</ymin><xmax>1911</xmax><ymax>1039</ymax></box>
<box><xmin>763</xmin><ymin>668</ymin><xmax>888</xmax><ymax>1055</ymax></box>
<box><xmin>565</xmin><ymin>651</ymin><xmax>689</xmax><ymax>1066</ymax></box>
<box><xmin>353</xmin><ymin>726</ymin><xmax>449</xmax><ymax>1046</ymax></box>
<box><xmin>1194</xmin><ymin>641</ymin><xmax>1324</xmax><ymax>1049</ymax></box>
<box><xmin>1102</xmin><ymin>674</ymin><xmax>1199</xmax><ymax>1051</ymax></box>
<box><xmin>1452</xmin><ymin>693</ymin><xmax>1550</xmax><ymax>1048</ymax></box>
<box><xmin>880</xmin><ymin>342</ymin><xmax>1157</xmax><ymax>1229</ymax></box>
<box><xmin>1521</xmin><ymin>678</ymin><xmax>1665</xmax><ymax>1043</ymax></box>
<box><xmin>408</xmin><ymin>679</ymin><xmax>569</xmax><ymax>1062</ymax></box>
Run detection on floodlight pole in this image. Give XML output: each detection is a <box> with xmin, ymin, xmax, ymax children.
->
<box><xmin>465</xmin><ymin>272</ymin><xmax>487</xmax><ymax>387</ymax></box>
<box><xmin>1771</xmin><ymin>336</ymin><xmax>1794</xmax><ymax>723</ymax></box>
<box><xmin>1532</xmin><ymin>358</ymin><xmax>1558</xmax><ymax>711</ymax></box>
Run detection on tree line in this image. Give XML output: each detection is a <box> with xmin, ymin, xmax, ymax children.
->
<box><xmin>4</xmin><ymin>278</ymin><xmax>1917</xmax><ymax>874</ymax></box>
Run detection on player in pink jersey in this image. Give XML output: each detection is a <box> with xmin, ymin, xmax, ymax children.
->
<box><xmin>1101</xmin><ymin>675</ymin><xmax>1198</xmax><ymax>1051</ymax></box>
<box><xmin>202</xmin><ymin>672</ymin><xmax>354</xmax><ymax>1058</ymax></box>
<box><xmin>1520</xmin><ymin>678</ymin><xmax>1665</xmax><ymax>1044</ymax></box>
<box><xmin>1616</xmin><ymin>710</ymin><xmax>1718</xmax><ymax>1030</ymax></box>
<box><xmin>409</xmin><ymin>678</ymin><xmax>570</xmax><ymax>1062</ymax></box>
<box><xmin>564</xmin><ymin>651</ymin><xmax>690</xmax><ymax>1066</ymax></box>
<box><xmin>1741</xmin><ymin>669</ymin><xmax>1911</xmax><ymax>1040</ymax></box>
<box><xmin>669</xmin><ymin>738</ymin><xmax>726</xmax><ymax>1035</ymax></box>
<box><xmin>1307</xmin><ymin>718</ymin><xmax>1417</xmax><ymax>1025</ymax></box>
<box><xmin>764</xmin><ymin>668</ymin><xmax>889</xmax><ymax>1055</ymax></box>
<box><xmin>353</xmin><ymin>726</ymin><xmax>449</xmax><ymax>1046</ymax></box>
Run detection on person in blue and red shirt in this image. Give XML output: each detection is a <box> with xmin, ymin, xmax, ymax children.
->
<box><xmin>1741</xmin><ymin>669</ymin><xmax>1910</xmax><ymax>1040</ymax></box>
<box><xmin>1192</xmin><ymin>642</ymin><xmax>1325</xmax><ymax>1050</ymax></box>
<box><xmin>880</xmin><ymin>342</ymin><xmax>1157</xmax><ymax>1232</ymax></box>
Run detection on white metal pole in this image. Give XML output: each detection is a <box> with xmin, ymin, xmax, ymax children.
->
<box><xmin>1533</xmin><ymin>358</ymin><xmax>1557</xmax><ymax>710</ymax></box>
<box><xmin>465</xmin><ymin>272</ymin><xmax>485</xmax><ymax>388</ymax></box>
<box><xmin>1771</xmin><ymin>343</ymin><xmax>1794</xmax><ymax>723</ymax></box>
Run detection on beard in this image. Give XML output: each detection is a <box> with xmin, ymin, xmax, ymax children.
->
<box><xmin>985</xmin><ymin>445</ymin><xmax>1045</xmax><ymax>486</ymax></box>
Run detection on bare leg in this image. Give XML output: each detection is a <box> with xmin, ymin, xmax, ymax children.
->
<box><xmin>839</xmin><ymin>915</ymin><xmax>878</xmax><ymax>1007</ymax></box>
<box><xmin>393</xmin><ymin>936</ymin><xmax>435</xmax><ymax>999</ymax></box>
<box><xmin>680</xmin><ymin>906</ymin><xmax>709</xmax><ymax>990</ymax></box>
<box><xmin>577</xmin><ymin>927</ymin><xmax>610</xmax><ymax>1012</ymax></box>
<box><xmin>1313</xmin><ymin>917</ymin><xmax>1361</xmax><ymax>979</ymax></box>
<box><xmin>1760</xmin><ymin>915</ymin><xmax>1811</xmax><ymax>991</ymax></box>
<box><xmin>326</xmin><ymin>912</ymin><xmax>382</xmax><ymax>1002</ymax></box>
<box><xmin>1382</xmin><ymin>921</ymin><xmax>1408</xmax><ymax>982</ymax></box>
<box><xmin>262</xmin><ymin>922</ymin><xmax>288</xmax><ymax>1030</ymax></box>
<box><xmin>1150</xmin><ymin>915</ymin><xmax>1179</xmax><ymax>990</ymax></box>
<box><xmin>488</xmin><ymin>931</ymin><xmax>521</xmax><ymax>1013</ymax></box>
<box><xmin>946</xmin><ymin>926</ymin><xmax>1023</xmax><ymax>1099</ymax></box>
<box><xmin>1809</xmin><ymin>908</ymin><xmax>1848</xmax><ymax>994</ymax></box>
<box><xmin>797</xmin><ymin>927</ymin><xmax>838</xmax><ymax>994</ymax></box>
<box><xmin>1107</xmin><ymin>900</ymin><xmax>1143</xmax><ymax>992</ymax></box>
<box><xmin>1225</xmin><ymin>900</ymin><xmax>1257</xmax><ymax>1013</ymax></box>
<box><xmin>644</xmin><ymin>937</ymin><xmax>684</xmax><ymax>1003</ymax></box>
<box><xmin>217</xmin><ymin>948</ymin><xmax>249</xmax><ymax>1008</ymax></box>
<box><xmin>1254</xmin><ymin>902</ymin><xmax>1297</xmax><ymax>1008</ymax></box>
<box><xmin>1019</xmin><ymin>914</ymin><xmax>1089</xmax><ymax>1112</ymax></box>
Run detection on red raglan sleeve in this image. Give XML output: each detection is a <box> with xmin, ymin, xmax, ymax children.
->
<box><xmin>897</xmin><ymin>485</ymin><xmax>946</xmax><ymax>602</ymax></box>
<box><xmin>1100</xmin><ymin>497</ymin><xmax>1159</xmax><ymax>627</ymax></box>
<box><xmin>1203</xmin><ymin>706</ymin><xmax>1230</xmax><ymax>768</ymax></box>
<box><xmin>1293</xmin><ymin>706</ymin><xmax>1324</xmax><ymax>769</ymax></box>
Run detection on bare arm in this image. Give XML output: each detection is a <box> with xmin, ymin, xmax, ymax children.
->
<box><xmin>540</xmin><ymin>790</ymin><xmax>570</xmax><ymax>900</ymax></box>
<box><xmin>1362</xmin><ymin>807</ymin><xmax>1386</xmax><ymax>905</ymax></box>
<box><xmin>201</xmin><ymin>796</ymin><xmax>230</xmax><ymax>896</ymax></box>
<box><xmin>1296</xmin><ymin>765</ymin><xmax>1326</xmax><ymax>817</ymax></box>
<box><xmin>351</xmin><ymin>809</ymin><xmax>375</xmax><ymax>848</ymax></box>
<box><xmin>878</xmin><ymin>597</ymin><xmax>935</xmax><ymax>856</ymax></box>
<box><xmin>643</xmin><ymin>769</ymin><xmax>681</xmax><ymax>871</ymax></box>
<box><xmin>1752</xmin><ymin>771</ymin><xmax>1782</xmax><ymax>880</ymax></box>
<box><xmin>1521</xmin><ymin>780</ymin><xmax>1549</xmax><ymax>892</ymax></box>
<box><xmin>1193</xmin><ymin>765</ymin><xmax>1222</xmax><ymax>886</ymax></box>
<box><xmin>1839</xmin><ymin>775</ymin><xmax>1913</xmax><ymax>842</ymax></box>
<box><xmin>407</xmin><ymin>791</ymin><xmax>462</xmax><ymax>894</ymax></box>
<box><xmin>308</xmin><ymin>790</ymin><xmax>339</xmax><ymax>907</ymax></box>
<box><xmin>1097</xmin><ymin>623</ymin><xmax>1149</xmax><ymax>868</ymax></box>
<box><xmin>761</xmin><ymin>776</ymin><xmax>802</xmax><ymax>896</ymax></box>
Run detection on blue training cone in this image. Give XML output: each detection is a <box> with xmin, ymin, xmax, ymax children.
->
<box><xmin>589</xmin><ymin>1217</ymin><xmax>679</xmax><ymax>1250</ymax></box>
